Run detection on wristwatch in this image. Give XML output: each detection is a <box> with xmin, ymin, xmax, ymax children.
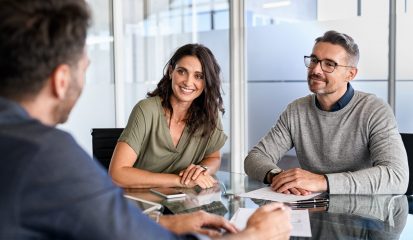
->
<box><xmin>266</xmin><ymin>168</ymin><xmax>282</xmax><ymax>184</ymax></box>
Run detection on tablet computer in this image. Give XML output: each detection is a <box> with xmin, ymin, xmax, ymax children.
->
<box><xmin>124</xmin><ymin>195</ymin><xmax>163</xmax><ymax>214</ymax></box>
<box><xmin>150</xmin><ymin>188</ymin><xmax>187</xmax><ymax>199</ymax></box>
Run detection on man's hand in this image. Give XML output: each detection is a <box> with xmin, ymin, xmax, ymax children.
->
<box><xmin>270</xmin><ymin>168</ymin><xmax>327</xmax><ymax>194</ymax></box>
<box><xmin>233</xmin><ymin>203</ymin><xmax>291</xmax><ymax>240</ymax></box>
<box><xmin>159</xmin><ymin>210</ymin><xmax>238</xmax><ymax>237</ymax></box>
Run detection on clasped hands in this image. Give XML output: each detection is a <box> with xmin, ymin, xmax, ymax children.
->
<box><xmin>178</xmin><ymin>164</ymin><xmax>217</xmax><ymax>189</ymax></box>
<box><xmin>270</xmin><ymin>168</ymin><xmax>327</xmax><ymax>195</ymax></box>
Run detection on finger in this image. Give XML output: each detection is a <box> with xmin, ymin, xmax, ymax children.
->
<box><xmin>297</xmin><ymin>188</ymin><xmax>311</xmax><ymax>195</ymax></box>
<box><xmin>185</xmin><ymin>168</ymin><xmax>199</xmax><ymax>184</ymax></box>
<box><xmin>276</xmin><ymin>181</ymin><xmax>300</xmax><ymax>193</ymax></box>
<box><xmin>182</xmin><ymin>165</ymin><xmax>196</xmax><ymax>184</ymax></box>
<box><xmin>272</xmin><ymin>174</ymin><xmax>299</xmax><ymax>191</ymax></box>
<box><xmin>288</xmin><ymin>187</ymin><xmax>302</xmax><ymax>195</ymax></box>
<box><xmin>201</xmin><ymin>176</ymin><xmax>213</xmax><ymax>188</ymax></box>
<box><xmin>191</xmin><ymin>167</ymin><xmax>205</xmax><ymax>180</ymax></box>
<box><xmin>197</xmin><ymin>228</ymin><xmax>222</xmax><ymax>237</ymax></box>
<box><xmin>203</xmin><ymin>215</ymin><xmax>239</xmax><ymax>234</ymax></box>
<box><xmin>197</xmin><ymin>180</ymin><xmax>207</xmax><ymax>189</ymax></box>
<box><xmin>282</xmin><ymin>189</ymin><xmax>291</xmax><ymax>194</ymax></box>
<box><xmin>271</xmin><ymin>172</ymin><xmax>295</xmax><ymax>190</ymax></box>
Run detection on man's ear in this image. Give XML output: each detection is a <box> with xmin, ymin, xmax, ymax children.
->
<box><xmin>347</xmin><ymin>67</ymin><xmax>358</xmax><ymax>82</ymax></box>
<box><xmin>50</xmin><ymin>64</ymin><xmax>71</xmax><ymax>100</ymax></box>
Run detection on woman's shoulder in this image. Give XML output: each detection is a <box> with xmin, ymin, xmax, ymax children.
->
<box><xmin>134</xmin><ymin>96</ymin><xmax>161</xmax><ymax>111</ymax></box>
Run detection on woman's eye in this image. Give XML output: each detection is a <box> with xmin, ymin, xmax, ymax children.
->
<box><xmin>195</xmin><ymin>74</ymin><xmax>204</xmax><ymax>80</ymax></box>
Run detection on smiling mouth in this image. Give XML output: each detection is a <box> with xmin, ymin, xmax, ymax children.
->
<box><xmin>180</xmin><ymin>86</ymin><xmax>195</xmax><ymax>94</ymax></box>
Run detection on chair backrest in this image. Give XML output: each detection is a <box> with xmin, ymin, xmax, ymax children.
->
<box><xmin>91</xmin><ymin>128</ymin><xmax>124</xmax><ymax>169</ymax></box>
<box><xmin>401</xmin><ymin>133</ymin><xmax>413</xmax><ymax>195</ymax></box>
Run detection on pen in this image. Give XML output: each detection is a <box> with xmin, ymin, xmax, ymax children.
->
<box><xmin>288</xmin><ymin>198</ymin><xmax>329</xmax><ymax>205</ymax></box>
<box><xmin>290</xmin><ymin>203</ymin><xmax>329</xmax><ymax>209</ymax></box>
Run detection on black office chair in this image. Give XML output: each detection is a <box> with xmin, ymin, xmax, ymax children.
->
<box><xmin>91</xmin><ymin>128</ymin><xmax>124</xmax><ymax>169</ymax></box>
<box><xmin>400</xmin><ymin>133</ymin><xmax>413</xmax><ymax>195</ymax></box>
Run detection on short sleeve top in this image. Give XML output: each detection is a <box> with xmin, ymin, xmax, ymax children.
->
<box><xmin>119</xmin><ymin>96</ymin><xmax>227</xmax><ymax>174</ymax></box>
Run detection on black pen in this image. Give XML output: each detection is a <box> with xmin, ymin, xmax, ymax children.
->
<box><xmin>290</xmin><ymin>203</ymin><xmax>329</xmax><ymax>209</ymax></box>
<box><xmin>288</xmin><ymin>198</ymin><xmax>329</xmax><ymax>205</ymax></box>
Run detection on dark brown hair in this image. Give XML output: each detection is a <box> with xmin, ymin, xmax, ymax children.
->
<box><xmin>148</xmin><ymin>44</ymin><xmax>224</xmax><ymax>137</ymax></box>
<box><xmin>0</xmin><ymin>0</ymin><xmax>90</xmax><ymax>100</ymax></box>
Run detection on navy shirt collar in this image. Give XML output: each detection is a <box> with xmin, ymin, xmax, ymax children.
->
<box><xmin>315</xmin><ymin>83</ymin><xmax>354</xmax><ymax>112</ymax></box>
<box><xmin>0</xmin><ymin>97</ymin><xmax>31</xmax><ymax>124</ymax></box>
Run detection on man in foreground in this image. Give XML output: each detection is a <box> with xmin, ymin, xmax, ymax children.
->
<box><xmin>0</xmin><ymin>0</ymin><xmax>291</xmax><ymax>239</ymax></box>
<box><xmin>245</xmin><ymin>30</ymin><xmax>408</xmax><ymax>195</ymax></box>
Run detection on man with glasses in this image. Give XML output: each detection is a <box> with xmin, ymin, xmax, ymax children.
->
<box><xmin>245</xmin><ymin>30</ymin><xmax>408</xmax><ymax>195</ymax></box>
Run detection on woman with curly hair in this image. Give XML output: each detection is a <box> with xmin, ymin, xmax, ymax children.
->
<box><xmin>109</xmin><ymin>44</ymin><xmax>226</xmax><ymax>189</ymax></box>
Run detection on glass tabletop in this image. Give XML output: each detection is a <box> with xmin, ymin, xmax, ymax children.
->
<box><xmin>123</xmin><ymin>171</ymin><xmax>413</xmax><ymax>240</ymax></box>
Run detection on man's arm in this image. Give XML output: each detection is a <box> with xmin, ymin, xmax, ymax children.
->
<box><xmin>244</xmin><ymin>110</ymin><xmax>294</xmax><ymax>182</ymax></box>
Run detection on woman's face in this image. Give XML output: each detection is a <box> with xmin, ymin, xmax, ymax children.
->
<box><xmin>169</xmin><ymin>55</ymin><xmax>205</xmax><ymax>105</ymax></box>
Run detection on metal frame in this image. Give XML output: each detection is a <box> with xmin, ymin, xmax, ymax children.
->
<box><xmin>229</xmin><ymin>0</ymin><xmax>247</xmax><ymax>174</ymax></box>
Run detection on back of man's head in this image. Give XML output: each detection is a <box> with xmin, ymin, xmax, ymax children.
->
<box><xmin>0</xmin><ymin>0</ymin><xmax>90</xmax><ymax>101</ymax></box>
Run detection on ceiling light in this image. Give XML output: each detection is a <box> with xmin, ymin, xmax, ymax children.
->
<box><xmin>262</xmin><ymin>1</ymin><xmax>291</xmax><ymax>9</ymax></box>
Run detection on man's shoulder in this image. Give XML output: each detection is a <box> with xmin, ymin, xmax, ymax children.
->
<box><xmin>353</xmin><ymin>90</ymin><xmax>388</xmax><ymax>107</ymax></box>
<box><xmin>287</xmin><ymin>94</ymin><xmax>313</xmax><ymax>109</ymax></box>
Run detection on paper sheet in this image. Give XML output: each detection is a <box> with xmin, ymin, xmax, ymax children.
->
<box><xmin>238</xmin><ymin>187</ymin><xmax>321</xmax><ymax>202</ymax></box>
<box><xmin>230</xmin><ymin>208</ymin><xmax>312</xmax><ymax>237</ymax></box>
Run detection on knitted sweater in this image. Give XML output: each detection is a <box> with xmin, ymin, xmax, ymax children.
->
<box><xmin>245</xmin><ymin>91</ymin><xmax>409</xmax><ymax>194</ymax></box>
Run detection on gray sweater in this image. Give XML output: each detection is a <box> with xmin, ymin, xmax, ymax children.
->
<box><xmin>244</xmin><ymin>91</ymin><xmax>409</xmax><ymax>194</ymax></box>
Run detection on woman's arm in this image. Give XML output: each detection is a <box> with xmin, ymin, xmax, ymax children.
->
<box><xmin>108</xmin><ymin>142</ymin><xmax>188</xmax><ymax>188</ymax></box>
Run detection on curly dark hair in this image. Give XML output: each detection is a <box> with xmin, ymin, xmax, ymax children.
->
<box><xmin>148</xmin><ymin>44</ymin><xmax>224</xmax><ymax>137</ymax></box>
<box><xmin>0</xmin><ymin>0</ymin><xmax>90</xmax><ymax>101</ymax></box>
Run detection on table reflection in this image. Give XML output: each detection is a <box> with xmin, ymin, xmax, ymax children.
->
<box><xmin>123</xmin><ymin>171</ymin><xmax>411</xmax><ymax>239</ymax></box>
<box><xmin>293</xmin><ymin>195</ymin><xmax>408</xmax><ymax>240</ymax></box>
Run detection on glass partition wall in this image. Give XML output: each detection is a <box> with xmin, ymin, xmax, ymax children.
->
<box><xmin>119</xmin><ymin>0</ymin><xmax>232</xmax><ymax>171</ymax></box>
<box><xmin>396</xmin><ymin>2</ymin><xmax>413</xmax><ymax>133</ymax></box>
<box><xmin>61</xmin><ymin>0</ymin><xmax>412</xmax><ymax>173</ymax></box>
<box><xmin>60</xmin><ymin>0</ymin><xmax>116</xmax><ymax>154</ymax></box>
<box><xmin>245</xmin><ymin>0</ymin><xmax>391</xmax><ymax>160</ymax></box>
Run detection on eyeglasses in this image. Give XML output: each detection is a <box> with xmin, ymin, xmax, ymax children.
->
<box><xmin>304</xmin><ymin>56</ymin><xmax>354</xmax><ymax>73</ymax></box>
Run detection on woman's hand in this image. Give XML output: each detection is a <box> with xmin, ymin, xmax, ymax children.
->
<box><xmin>179</xmin><ymin>164</ymin><xmax>209</xmax><ymax>185</ymax></box>
<box><xmin>192</xmin><ymin>174</ymin><xmax>217</xmax><ymax>189</ymax></box>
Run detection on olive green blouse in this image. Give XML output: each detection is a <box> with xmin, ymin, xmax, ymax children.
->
<box><xmin>119</xmin><ymin>96</ymin><xmax>227</xmax><ymax>174</ymax></box>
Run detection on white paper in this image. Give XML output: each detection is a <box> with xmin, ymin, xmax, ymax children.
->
<box><xmin>238</xmin><ymin>187</ymin><xmax>321</xmax><ymax>202</ymax></box>
<box><xmin>230</xmin><ymin>208</ymin><xmax>312</xmax><ymax>237</ymax></box>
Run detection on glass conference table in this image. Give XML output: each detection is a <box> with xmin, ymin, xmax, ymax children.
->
<box><xmin>124</xmin><ymin>171</ymin><xmax>413</xmax><ymax>240</ymax></box>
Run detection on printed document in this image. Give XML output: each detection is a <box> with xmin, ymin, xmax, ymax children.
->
<box><xmin>230</xmin><ymin>208</ymin><xmax>312</xmax><ymax>237</ymax></box>
<box><xmin>238</xmin><ymin>187</ymin><xmax>321</xmax><ymax>202</ymax></box>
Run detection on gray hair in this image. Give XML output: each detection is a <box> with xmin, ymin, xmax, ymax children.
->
<box><xmin>315</xmin><ymin>30</ymin><xmax>359</xmax><ymax>66</ymax></box>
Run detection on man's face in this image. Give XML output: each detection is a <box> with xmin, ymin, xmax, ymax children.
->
<box><xmin>55</xmin><ymin>51</ymin><xmax>90</xmax><ymax>124</ymax></box>
<box><xmin>307</xmin><ymin>42</ymin><xmax>355</xmax><ymax>97</ymax></box>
